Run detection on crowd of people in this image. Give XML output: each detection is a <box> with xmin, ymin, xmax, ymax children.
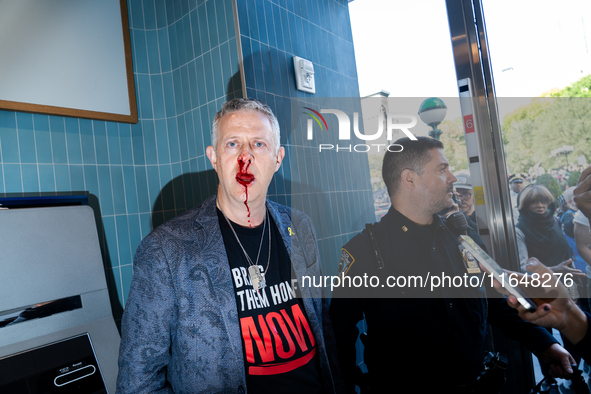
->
<box><xmin>115</xmin><ymin>98</ymin><xmax>591</xmax><ymax>394</ymax></box>
<box><xmin>500</xmin><ymin>165</ymin><xmax>591</xmax><ymax>366</ymax></box>
<box><xmin>504</xmin><ymin>167</ymin><xmax>591</xmax><ymax>308</ymax></box>
<box><xmin>517</xmin><ymin>165</ymin><xmax>588</xmax><ymax>188</ymax></box>
<box><xmin>500</xmin><ymin>166</ymin><xmax>591</xmax><ymax>392</ymax></box>
<box><xmin>451</xmin><ymin>161</ymin><xmax>591</xmax><ymax>391</ymax></box>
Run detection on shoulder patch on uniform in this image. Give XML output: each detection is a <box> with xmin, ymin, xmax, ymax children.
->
<box><xmin>338</xmin><ymin>248</ymin><xmax>355</xmax><ymax>276</ymax></box>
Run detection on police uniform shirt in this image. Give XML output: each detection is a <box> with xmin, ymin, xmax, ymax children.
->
<box><xmin>330</xmin><ymin>206</ymin><xmax>558</xmax><ymax>391</ymax></box>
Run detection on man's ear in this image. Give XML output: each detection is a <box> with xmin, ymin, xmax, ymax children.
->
<box><xmin>206</xmin><ymin>146</ymin><xmax>217</xmax><ymax>171</ymax></box>
<box><xmin>275</xmin><ymin>146</ymin><xmax>285</xmax><ymax>172</ymax></box>
<box><xmin>400</xmin><ymin>168</ymin><xmax>416</xmax><ymax>190</ymax></box>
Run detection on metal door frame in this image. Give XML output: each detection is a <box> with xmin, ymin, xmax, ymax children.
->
<box><xmin>445</xmin><ymin>0</ymin><xmax>537</xmax><ymax>391</ymax></box>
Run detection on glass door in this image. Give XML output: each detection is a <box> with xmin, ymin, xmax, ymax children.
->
<box><xmin>446</xmin><ymin>0</ymin><xmax>591</xmax><ymax>391</ymax></box>
<box><xmin>349</xmin><ymin>0</ymin><xmax>591</xmax><ymax>391</ymax></box>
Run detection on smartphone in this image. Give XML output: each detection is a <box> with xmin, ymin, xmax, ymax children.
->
<box><xmin>458</xmin><ymin>235</ymin><xmax>537</xmax><ymax>312</ymax></box>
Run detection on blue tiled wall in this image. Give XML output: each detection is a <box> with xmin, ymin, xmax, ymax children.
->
<box><xmin>0</xmin><ymin>0</ymin><xmax>374</xmax><ymax>324</ymax></box>
<box><xmin>0</xmin><ymin>0</ymin><xmax>241</xmax><ymax>320</ymax></box>
<box><xmin>235</xmin><ymin>0</ymin><xmax>375</xmax><ymax>277</ymax></box>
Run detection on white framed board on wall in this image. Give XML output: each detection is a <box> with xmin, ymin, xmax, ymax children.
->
<box><xmin>0</xmin><ymin>0</ymin><xmax>137</xmax><ymax>123</ymax></box>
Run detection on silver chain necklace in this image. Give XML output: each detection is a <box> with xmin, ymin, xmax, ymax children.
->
<box><xmin>222</xmin><ymin>208</ymin><xmax>271</xmax><ymax>291</ymax></box>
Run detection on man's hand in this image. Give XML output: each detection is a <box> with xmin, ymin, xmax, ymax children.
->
<box><xmin>504</xmin><ymin>258</ymin><xmax>588</xmax><ymax>345</ymax></box>
<box><xmin>480</xmin><ymin>259</ymin><xmax>566</xmax><ymax>301</ymax></box>
<box><xmin>548</xmin><ymin>258</ymin><xmax>586</xmax><ymax>281</ymax></box>
<box><xmin>541</xmin><ymin>343</ymin><xmax>576</xmax><ymax>378</ymax></box>
<box><xmin>574</xmin><ymin>165</ymin><xmax>591</xmax><ymax>220</ymax></box>
<box><xmin>444</xmin><ymin>203</ymin><xmax>459</xmax><ymax>217</ymax></box>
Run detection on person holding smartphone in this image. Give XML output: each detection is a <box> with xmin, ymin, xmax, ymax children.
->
<box><xmin>498</xmin><ymin>166</ymin><xmax>591</xmax><ymax>362</ymax></box>
<box><xmin>495</xmin><ymin>258</ymin><xmax>590</xmax><ymax>362</ymax></box>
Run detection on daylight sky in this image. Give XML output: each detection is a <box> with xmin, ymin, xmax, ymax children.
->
<box><xmin>349</xmin><ymin>0</ymin><xmax>591</xmax><ymax>99</ymax></box>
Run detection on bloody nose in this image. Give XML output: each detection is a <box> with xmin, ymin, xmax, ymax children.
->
<box><xmin>238</xmin><ymin>157</ymin><xmax>251</xmax><ymax>172</ymax></box>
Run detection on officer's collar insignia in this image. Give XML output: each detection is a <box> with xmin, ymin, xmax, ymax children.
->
<box><xmin>338</xmin><ymin>248</ymin><xmax>355</xmax><ymax>276</ymax></box>
<box><xmin>402</xmin><ymin>225</ymin><xmax>408</xmax><ymax>232</ymax></box>
<box><xmin>460</xmin><ymin>245</ymin><xmax>481</xmax><ymax>274</ymax></box>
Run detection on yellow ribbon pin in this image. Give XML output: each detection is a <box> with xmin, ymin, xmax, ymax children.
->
<box><xmin>288</xmin><ymin>227</ymin><xmax>295</xmax><ymax>236</ymax></box>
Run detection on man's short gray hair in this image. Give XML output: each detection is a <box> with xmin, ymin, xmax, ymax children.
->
<box><xmin>211</xmin><ymin>98</ymin><xmax>281</xmax><ymax>154</ymax></box>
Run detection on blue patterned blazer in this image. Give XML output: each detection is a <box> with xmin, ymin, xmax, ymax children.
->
<box><xmin>117</xmin><ymin>194</ymin><xmax>342</xmax><ymax>393</ymax></box>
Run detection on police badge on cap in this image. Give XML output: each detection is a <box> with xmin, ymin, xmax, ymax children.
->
<box><xmin>508</xmin><ymin>173</ymin><xmax>526</xmax><ymax>183</ymax></box>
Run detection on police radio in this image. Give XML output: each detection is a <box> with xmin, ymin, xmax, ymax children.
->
<box><xmin>445</xmin><ymin>210</ymin><xmax>469</xmax><ymax>235</ymax></box>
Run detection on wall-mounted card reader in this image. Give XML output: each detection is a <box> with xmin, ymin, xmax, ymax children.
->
<box><xmin>293</xmin><ymin>56</ymin><xmax>316</xmax><ymax>93</ymax></box>
<box><xmin>0</xmin><ymin>334</ymin><xmax>107</xmax><ymax>393</ymax></box>
<box><xmin>0</xmin><ymin>206</ymin><xmax>120</xmax><ymax>393</ymax></box>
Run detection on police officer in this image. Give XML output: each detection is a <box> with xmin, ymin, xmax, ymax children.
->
<box><xmin>329</xmin><ymin>137</ymin><xmax>575</xmax><ymax>393</ymax></box>
<box><xmin>509</xmin><ymin>173</ymin><xmax>527</xmax><ymax>219</ymax></box>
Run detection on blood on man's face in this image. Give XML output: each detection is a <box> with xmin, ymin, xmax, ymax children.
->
<box><xmin>207</xmin><ymin>109</ymin><xmax>284</xmax><ymax>223</ymax></box>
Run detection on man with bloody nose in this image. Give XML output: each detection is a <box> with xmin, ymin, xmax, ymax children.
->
<box><xmin>205</xmin><ymin>99</ymin><xmax>284</xmax><ymax>228</ymax></box>
<box><xmin>117</xmin><ymin>98</ymin><xmax>342</xmax><ymax>394</ymax></box>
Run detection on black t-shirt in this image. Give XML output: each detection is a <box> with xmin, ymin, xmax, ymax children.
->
<box><xmin>217</xmin><ymin>208</ymin><xmax>324</xmax><ymax>394</ymax></box>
